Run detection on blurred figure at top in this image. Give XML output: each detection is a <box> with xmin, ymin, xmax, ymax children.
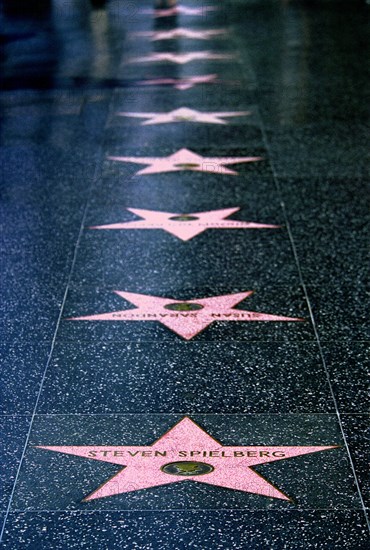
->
<box><xmin>155</xmin><ymin>0</ymin><xmax>177</xmax><ymax>7</ymax></box>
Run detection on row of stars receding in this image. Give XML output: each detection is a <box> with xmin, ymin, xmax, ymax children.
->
<box><xmin>73</xmin><ymin>118</ymin><xmax>300</xmax><ymax>338</ymax></box>
<box><xmin>37</xmin><ymin>4</ymin><xmax>338</xmax><ymax>505</ymax></box>
<box><xmin>72</xmin><ymin>139</ymin><xmax>302</xmax><ymax>338</ymax></box>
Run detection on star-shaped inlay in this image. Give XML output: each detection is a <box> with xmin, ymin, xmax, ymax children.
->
<box><xmin>135</xmin><ymin>28</ymin><xmax>228</xmax><ymax>41</ymax></box>
<box><xmin>142</xmin><ymin>5</ymin><xmax>218</xmax><ymax>17</ymax></box>
<box><xmin>129</xmin><ymin>51</ymin><xmax>233</xmax><ymax>65</ymax></box>
<box><xmin>37</xmin><ymin>417</ymin><xmax>337</xmax><ymax>502</ymax></box>
<box><xmin>116</xmin><ymin>107</ymin><xmax>251</xmax><ymax>125</ymax></box>
<box><xmin>137</xmin><ymin>74</ymin><xmax>218</xmax><ymax>90</ymax></box>
<box><xmin>68</xmin><ymin>290</ymin><xmax>303</xmax><ymax>340</ymax></box>
<box><xmin>108</xmin><ymin>148</ymin><xmax>262</xmax><ymax>176</ymax></box>
<box><xmin>90</xmin><ymin>207</ymin><xmax>280</xmax><ymax>241</ymax></box>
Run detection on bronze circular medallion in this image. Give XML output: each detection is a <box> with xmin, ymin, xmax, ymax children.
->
<box><xmin>169</xmin><ymin>215</ymin><xmax>199</xmax><ymax>222</ymax></box>
<box><xmin>164</xmin><ymin>302</ymin><xmax>204</xmax><ymax>311</ymax></box>
<box><xmin>174</xmin><ymin>163</ymin><xmax>199</xmax><ymax>169</ymax></box>
<box><xmin>161</xmin><ymin>461</ymin><xmax>214</xmax><ymax>476</ymax></box>
<box><xmin>174</xmin><ymin>114</ymin><xmax>195</xmax><ymax>121</ymax></box>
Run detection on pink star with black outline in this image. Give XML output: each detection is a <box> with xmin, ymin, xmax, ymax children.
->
<box><xmin>129</xmin><ymin>52</ymin><xmax>233</xmax><ymax>65</ymax></box>
<box><xmin>108</xmin><ymin>148</ymin><xmax>263</xmax><ymax>176</ymax></box>
<box><xmin>137</xmin><ymin>74</ymin><xmax>219</xmax><ymax>90</ymax></box>
<box><xmin>90</xmin><ymin>207</ymin><xmax>280</xmax><ymax>241</ymax></box>
<box><xmin>116</xmin><ymin>107</ymin><xmax>251</xmax><ymax>125</ymax></box>
<box><xmin>142</xmin><ymin>5</ymin><xmax>218</xmax><ymax>17</ymax></box>
<box><xmin>68</xmin><ymin>290</ymin><xmax>303</xmax><ymax>340</ymax></box>
<box><xmin>37</xmin><ymin>417</ymin><xmax>338</xmax><ymax>502</ymax></box>
<box><xmin>134</xmin><ymin>28</ymin><xmax>228</xmax><ymax>41</ymax></box>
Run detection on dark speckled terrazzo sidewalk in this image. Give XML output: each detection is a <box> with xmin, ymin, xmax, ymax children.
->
<box><xmin>1</xmin><ymin>0</ymin><xmax>369</xmax><ymax>548</ymax></box>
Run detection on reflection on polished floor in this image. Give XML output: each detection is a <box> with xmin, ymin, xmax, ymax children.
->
<box><xmin>1</xmin><ymin>0</ymin><xmax>369</xmax><ymax>547</ymax></box>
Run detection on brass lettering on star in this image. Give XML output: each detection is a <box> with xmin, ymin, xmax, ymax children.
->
<box><xmin>87</xmin><ymin>450</ymin><xmax>168</xmax><ymax>458</ymax></box>
<box><xmin>178</xmin><ymin>450</ymin><xmax>286</xmax><ymax>458</ymax></box>
<box><xmin>86</xmin><ymin>449</ymin><xmax>286</xmax><ymax>459</ymax></box>
<box><xmin>211</xmin><ymin>313</ymin><xmax>255</xmax><ymax>318</ymax></box>
<box><xmin>112</xmin><ymin>313</ymin><xmax>199</xmax><ymax>318</ymax></box>
<box><xmin>111</xmin><ymin>310</ymin><xmax>261</xmax><ymax>320</ymax></box>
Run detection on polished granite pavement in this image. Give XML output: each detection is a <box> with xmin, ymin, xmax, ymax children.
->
<box><xmin>1</xmin><ymin>0</ymin><xmax>369</xmax><ymax>548</ymax></box>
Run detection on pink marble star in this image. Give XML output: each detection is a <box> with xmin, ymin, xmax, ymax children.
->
<box><xmin>129</xmin><ymin>51</ymin><xmax>233</xmax><ymax>65</ymax></box>
<box><xmin>141</xmin><ymin>5</ymin><xmax>218</xmax><ymax>17</ymax></box>
<box><xmin>137</xmin><ymin>74</ymin><xmax>218</xmax><ymax>90</ymax></box>
<box><xmin>68</xmin><ymin>290</ymin><xmax>303</xmax><ymax>340</ymax></box>
<box><xmin>90</xmin><ymin>207</ymin><xmax>280</xmax><ymax>241</ymax></box>
<box><xmin>135</xmin><ymin>28</ymin><xmax>228</xmax><ymax>41</ymax></box>
<box><xmin>108</xmin><ymin>148</ymin><xmax>263</xmax><ymax>176</ymax></box>
<box><xmin>37</xmin><ymin>417</ymin><xmax>337</xmax><ymax>502</ymax></box>
<box><xmin>116</xmin><ymin>107</ymin><xmax>251</xmax><ymax>125</ymax></box>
